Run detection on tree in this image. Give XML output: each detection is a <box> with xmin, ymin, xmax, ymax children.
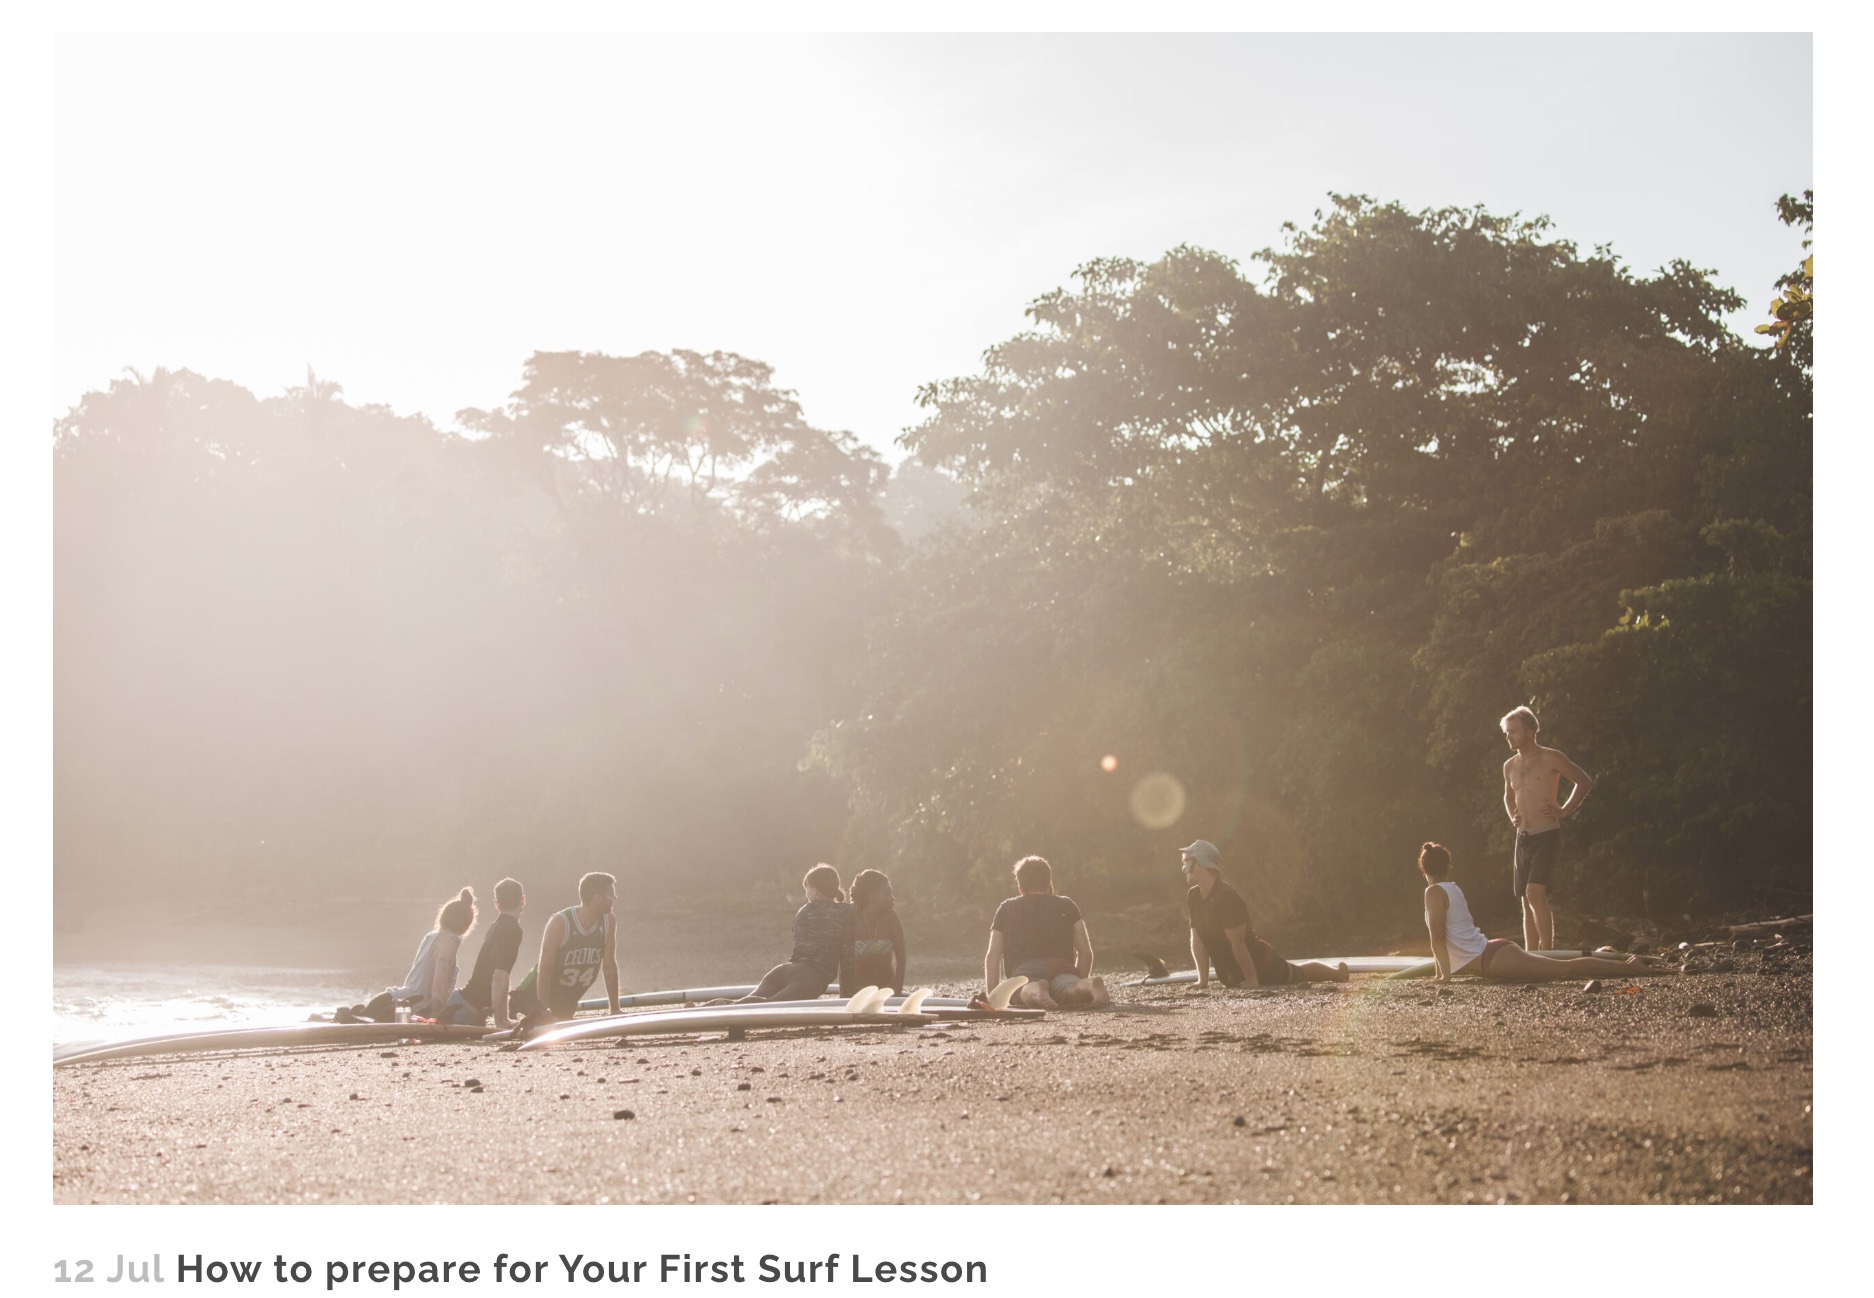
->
<box><xmin>1755</xmin><ymin>190</ymin><xmax>1813</xmax><ymax>369</ymax></box>
<box><xmin>825</xmin><ymin>196</ymin><xmax>1808</xmax><ymax>921</ymax></box>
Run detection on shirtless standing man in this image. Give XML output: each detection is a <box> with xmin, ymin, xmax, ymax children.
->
<box><xmin>1500</xmin><ymin>706</ymin><xmax>1593</xmax><ymax>953</ymax></box>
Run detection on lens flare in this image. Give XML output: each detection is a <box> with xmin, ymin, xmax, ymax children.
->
<box><xmin>1100</xmin><ymin>754</ymin><xmax>1118</xmax><ymax>772</ymax></box>
<box><xmin>1128</xmin><ymin>771</ymin><xmax>1186</xmax><ymax>829</ymax></box>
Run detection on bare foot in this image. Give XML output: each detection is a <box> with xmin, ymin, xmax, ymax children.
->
<box><xmin>1087</xmin><ymin>976</ymin><xmax>1111</xmax><ymax>1008</ymax></box>
<box><xmin>1017</xmin><ymin>983</ymin><xmax>1059</xmax><ymax>1010</ymax></box>
<box><xmin>1334</xmin><ymin>962</ymin><xmax>1351</xmax><ymax>982</ymax></box>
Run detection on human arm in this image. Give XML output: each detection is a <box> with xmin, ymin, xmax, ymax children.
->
<box><xmin>1071</xmin><ymin>920</ymin><xmax>1094</xmax><ymax>980</ymax></box>
<box><xmin>1424</xmin><ymin>886</ymin><xmax>1452</xmax><ymax>982</ymax></box>
<box><xmin>600</xmin><ymin>916</ymin><xmax>620</xmax><ymax>1015</ymax></box>
<box><xmin>426</xmin><ymin>932</ymin><xmax>459</xmax><ymax>1014</ymax></box>
<box><xmin>1503</xmin><ymin>760</ymin><xmax>1521</xmax><ymax>829</ymax></box>
<box><xmin>984</xmin><ymin>930</ymin><xmax>1005</xmax><ymax>994</ymax></box>
<box><xmin>839</xmin><ymin>906</ymin><xmax>857</xmax><ymax>996</ymax></box>
<box><xmin>890</xmin><ymin>913</ymin><xmax>907</xmax><ymax>994</ymax></box>
<box><xmin>1555</xmin><ymin>752</ymin><xmax>1594</xmax><ymax>819</ymax></box>
<box><xmin>1188</xmin><ymin>927</ymin><xmax>1210</xmax><ymax>989</ymax></box>
<box><xmin>1223</xmin><ymin>923</ymin><xmax>1261</xmax><ymax>989</ymax></box>
<box><xmin>489</xmin><ymin>968</ymin><xmax>513</xmax><ymax>1029</ymax></box>
<box><xmin>535</xmin><ymin>913</ymin><xmax>566</xmax><ymax>1015</ymax></box>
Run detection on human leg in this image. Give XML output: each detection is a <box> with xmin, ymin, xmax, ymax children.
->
<box><xmin>1516</xmin><ymin>830</ymin><xmax>1559</xmax><ymax>950</ymax></box>
<box><xmin>1290</xmin><ymin>961</ymin><xmax>1351</xmax><ymax>983</ymax></box>
<box><xmin>1483</xmin><ymin>944</ymin><xmax>1675</xmax><ymax>981</ymax></box>
<box><xmin>772</xmin><ymin>968</ymin><xmax>833</xmax><ymax>1002</ymax></box>
<box><xmin>1523</xmin><ymin>884</ymin><xmax>1554</xmax><ymax>953</ymax></box>
<box><xmin>1010</xmin><ymin>960</ymin><xmax>1063</xmax><ymax>1008</ymax></box>
<box><xmin>735</xmin><ymin>963</ymin><xmax>798</xmax><ymax>1003</ymax></box>
<box><xmin>441</xmin><ymin>991</ymin><xmax>485</xmax><ymax>1026</ymax></box>
<box><xmin>1015</xmin><ymin>980</ymin><xmax>1060</xmax><ymax>1009</ymax></box>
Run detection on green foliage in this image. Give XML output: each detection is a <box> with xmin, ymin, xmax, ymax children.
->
<box><xmin>830</xmin><ymin>195</ymin><xmax>1810</xmax><ymax>920</ymax></box>
<box><xmin>1754</xmin><ymin>191</ymin><xmax>1813</xmax><ymax>369</ymax></box>
<box><xmin>55</xmin><ymin>354</ymin><xmax>894</xmax><ymax>903</ymax></box>
<box><xmin>54</xmin><ymin>194</ymin><xmax>1812</xmax><ymax>930</ymax></box>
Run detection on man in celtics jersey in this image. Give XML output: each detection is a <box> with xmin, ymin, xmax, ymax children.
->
<box><xmin>514</xmin><ymin>872</ymin><xmax>620</xmax><ymax>1021</ymax></box>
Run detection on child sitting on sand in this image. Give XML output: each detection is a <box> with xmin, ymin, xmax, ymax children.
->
<box><xmin>337</xmin><ymin>887</ymin><xmax>478</xmax><ymax>1023</ymax></box>
<box><xmin>842</xmin><ymin>869</ymin><xmax>906</xmax><ymax>996</ymax></box>
<box><xmin>730</xmin><ymin>864</ymin><xmax>855</xmax><ymax>1003</ymax></box>
<box><xmin>1418</xmin><ymin>843</ymin><xmax>1673</xmax><ymax>982</ymax></box>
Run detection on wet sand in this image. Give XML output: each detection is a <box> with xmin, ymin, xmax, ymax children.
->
<box><xmin>53</xmin><ymin>958</ymin><xmax>1811</xmax><ymax>1205</ymax></box>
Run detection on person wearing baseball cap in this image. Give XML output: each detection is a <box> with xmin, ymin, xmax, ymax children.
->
<box><xmin>1179</xmin><ymin>841</ymin><xmax>1348</xmax><ymax>988</ymax></box>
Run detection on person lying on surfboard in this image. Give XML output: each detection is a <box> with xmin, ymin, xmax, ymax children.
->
<box><xmin>1418</xmin><ymin>842</ymin><xmax>1674</xmax><ymax>982</ymax></box>
<box><xmin>336</xmin><ymin>886</ymin><xmax>477</xmax><ymax>1023</ymax></box>
<box><xmin>728</xmin><ymin>864</ymin><xmax>855</xmax><ymax>1004</ymax></box>
<box><xmin>843</xmin><ymin>869</ymin><xmax>906</xmax><ymax>997</ymax></box>
<box><xmin>984</xmin><ymin>855</ymin><xmax>1109</xmax><ymax>1010</ymax></box>
<box><xmin>509</xmin><ymin>872</ymin><xmax>621</xmax><ymax>1021</ymax></box>
<box><xmin>1179</xmin><ymin>840</ymin><xmax>1349</xmax><ymax>988</ymax></box>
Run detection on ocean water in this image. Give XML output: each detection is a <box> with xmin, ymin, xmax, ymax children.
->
<box><xmin>52</xmin><ymin>964</ymin><xmax>368</xmax><ymax>1045</ymax></box>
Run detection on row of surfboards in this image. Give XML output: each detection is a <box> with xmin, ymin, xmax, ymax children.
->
<box><xmin>51</xmin><ymin>978</ymin><xmax>1037</xmax><ymax>1068</ymax></box>
<box><xmin>54</xmin><ymin>953</ymin><xmax>1604</xmax><ymax>1068</ymax></box>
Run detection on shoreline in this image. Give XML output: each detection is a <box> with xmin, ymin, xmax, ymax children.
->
<box><xmin>53</xmin><ymin>945</ymin><xmax>1811</xmax><ymax>1205</ymax></box>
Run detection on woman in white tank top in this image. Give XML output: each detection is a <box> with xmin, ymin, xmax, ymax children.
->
<box><xmin>1417</xmin><ymin>842</ymin><xmax>1677</xmax><ymax>982</ymax></box>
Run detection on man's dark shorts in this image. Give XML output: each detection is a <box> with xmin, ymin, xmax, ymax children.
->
<box><xmin>1514</xmin><ymin>828</ymin><xmax>1561</xmax><ymax>897</ymax></box>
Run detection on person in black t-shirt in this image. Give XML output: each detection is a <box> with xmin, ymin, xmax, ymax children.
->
<box><xmin>984</xmin><ymin>856</ymin><xmax>1110</xmax><ymax>1009</ymax></box>
<box><xmin>451</xmin><ymin>876</ymin><xmax>526</xmax><ymax>1027</ymax></box>
<box><xmin>1179</xmin><ymin>840</ymin><xmax>1349</xmax><ymax>988</ymax></box>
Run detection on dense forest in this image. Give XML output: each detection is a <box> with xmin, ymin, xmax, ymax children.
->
<box><xmin>54</xmin><ymin>195</ymin><xmax>1812</xmax><ymax>931</ymax></box>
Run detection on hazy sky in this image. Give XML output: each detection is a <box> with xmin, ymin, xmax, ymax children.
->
<box><xmin>55</xmin><ymin>32</ymin><xmax>1812</xmax><ymax>459</ymax></box>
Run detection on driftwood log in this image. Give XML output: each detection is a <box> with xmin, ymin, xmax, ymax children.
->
<box><xmin>1724</xmin><ymin>915</ymin><xmax>1812</xmax><ymax>939</ymax></box>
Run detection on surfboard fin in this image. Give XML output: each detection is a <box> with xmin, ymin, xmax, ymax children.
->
<box><xmin>987</xmin><ymin>976</ymin><xmax>1027</xmax><ymax>1011</ymax></box>
<box><xmin>898</xmin><ymin>988</ymin><xmax>932</xmax><ymax>1015</ymax></box>
<box><xmin>843</xmin><ymin>987</ymin><xmax>880</xmax><ymax>1014</ymax></box>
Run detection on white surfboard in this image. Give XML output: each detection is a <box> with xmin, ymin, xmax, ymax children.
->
<box><xmin>53</xmin><ymin>1021</ymin><xmax>497</xmax><ymax>1068</ymax></box>
<box><xmin>1133</xmin><ymin>950</ymin><xmax>1610</xmax><ymax>983</ymax></box>
<box><xmin>560</xmin><ymin>993</ymin><xmax>1043</xmax><ymax>1023</ymax></box>
<box><xmin>577</xmin><ymin>984</ymin><xmax>759</xmax><ymax>1012</ymax></box>
<box><xmin>1137</xmin><ymin>956</ymin><xmax>1423</xmax><ymax>983</ymax></box>
<box><xmin>1382</xmin><ymin>949</ymin><xmax>1613</xmax><ymax>979</ymax></box>
<box><xmin>517</xmin><ymin>1001</ymin><xmax>937</xmax><ymax>1050</ymax></box>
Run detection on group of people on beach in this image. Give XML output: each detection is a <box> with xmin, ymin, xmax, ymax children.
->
<box><xmin>341</xmin><ymin>705</ymin><xmax>1668</xmax><ymax>1027</ymax></box>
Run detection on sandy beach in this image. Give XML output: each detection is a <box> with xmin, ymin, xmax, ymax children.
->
<box><xmin>53</xmin><ymin>948</ymin><xmax>1811</xmax><ymax>1205</ymax></box>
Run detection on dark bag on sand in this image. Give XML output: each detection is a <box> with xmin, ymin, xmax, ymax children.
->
<box><xmin>363</xmin><ymin>991</ymin><xmax>398</xmax><ymax>1023</ymax></box>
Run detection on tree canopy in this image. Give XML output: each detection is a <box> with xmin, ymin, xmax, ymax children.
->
<box><xmin>55</xmin><ymin>195</ymin><xmax>1811</xmax><ymax>931</ymax></box>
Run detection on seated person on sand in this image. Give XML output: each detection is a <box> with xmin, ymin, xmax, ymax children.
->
<box><xmin>510</xmin><ymin>872</ymin><xmax>621</xmax><ymax>1020</ymax></box>
<box><xmin>1179</xmin><ymin>840</ymin><xmax>1348</xmax><ymax>987</ymax></box>
<box><xmin>842</xmin><ymin>868</ymin><xmax>906</xmax><ymax>997</ymax></box>
<box><xmin>729</xmin><ymin>863</ymin><xmax>855</xmax><ymax>1003</ymax></box>
<box><xmin>337</xmin><ymin>886</ymin><xmax>477</xmax><ymax>1023</ymax></box>
<box><xmin>444</xmin><ymin>876</ymin><xmax>526</xmax><ymax>1027</ymax></box>
<box><xmin>984</xmin><ymin>855</ymin><xmax>1110</xmax><ymax>1009</ymax></box>
<box><xmin>1418</xmin><ymin>842</ymin><xmax>1671</xmax><ymax>982</ymax></box>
